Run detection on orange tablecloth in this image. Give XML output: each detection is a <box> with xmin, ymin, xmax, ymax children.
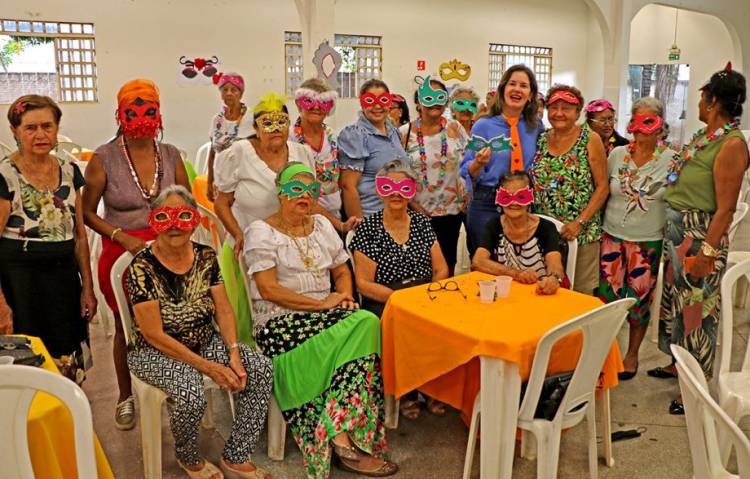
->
<box><xmin>381</xmin><ymin>272</ymin><xmax>623</xmax><ymax>419</ymax></box>
<box><xmin>26</xmin><ymin>336</ymin><xmax>115</xmax><ymax>479</ymax></box>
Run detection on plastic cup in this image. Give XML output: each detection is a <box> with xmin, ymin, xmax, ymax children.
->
<box><xmin>478</xmin><ymin>280</ymin><xmax>496</xmax><ymax>304</ymax></box>
<box><xmin>0</xmin><ymin>356</ymin><xmax>14</xmax><ymax>365</ymax></box>
<box><xmin>495</xmin><ymin>275</ymin><xmax>513</xmax><ymax>298</ymax></box>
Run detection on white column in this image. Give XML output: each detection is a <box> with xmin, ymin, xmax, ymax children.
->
<box><xmin>295</xmin><ymin>0</ymin><xmax>336</xmax><ymax>77</ymax></box>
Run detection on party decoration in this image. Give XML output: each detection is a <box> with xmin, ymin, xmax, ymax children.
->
<box><xmin>627</xmin><ymin>114</ymin><xmax>664</xmax><ymax>135</ymax></box>
<box><xmin>312</xmin><ymin>40</ymin><xmax>342</xmax><ymax>89</ymax></box>
<box><xmin>585</xmin><ymin>99</ymin><xmax>614</xmax><ymax>113</ymax></box>
<box><xmin>452</xmin><ymin>98</ymin><xmax>478</xmax><ymax>114</ymax></box>
<box><xmin>278</xmin><ymin>179</ymin><xmax>322</xmax><ymax>199</ymax></box>
<box><xmin>177</xmin><ymin>55</ymin><xmax>221</xmax><ymax>85</ymax></box>
<box><xmin>547</xmin><ymin>90</ymin><xmax>580</xmax><ymax>106</ymax></box>
<box><xmin>256</xmin><ymin>111</ymin><xmax>290</xmax><ymax>133</ymax></box>
<box><xmin>375</xmin><ymin>176</ymin><xmax>416</xmax><ymax>199</ymax></box>
<box><xmin>416</xmin><ymin>75</ymin><xmax>448</xmax><ymax>107</ymax></box>
<box><xmin>439</xmin><ymin>59</ymin><xmax>471</xmax><ymax>82</ymax></box>
<box><xmin>294</xmin><ymin>87</ymin><xmax>337</xmax><ymax>113</ymax></box>
<box><xmin>359</xmin><ymin>92</ymin><xmax>393</xmax><ymax>109</ymax></box>
<box><xmin>495</xmin><ymin>186</ymin><xmax>534</xmax><ymax>207</ymax></box>
<box><xmin>417</xmin><ymin>60</ymin><xmax>426</xmax><ymax>71</ymax></box>
<box><xmin>466</xmin><ymin>134</ymin><xmax>513</xmax><ymax>153</ymax></box>
<box><xmin>149</xmin><ymin>206</ymin><xmax>201</xmax><ymax>233</ymax></box>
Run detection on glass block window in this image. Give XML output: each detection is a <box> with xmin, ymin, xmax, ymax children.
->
<box><xmin>0</xmin><ymin>19</ymin><xmax>97</xmax><ymax>103</ymax></box>
<box><xmin>334</xmin><ymin>34</ymin><xmax>382</xmax><ymax>98</ymax></box>
<box><xmin>488</xmin><ymin>43</ymin><xmax>552</xmax><ymax>94</ymax></box>
<box><xmin>284</xmin><ymin>31</ymin><xmax>304</xmax><ymax>96</ymax></box>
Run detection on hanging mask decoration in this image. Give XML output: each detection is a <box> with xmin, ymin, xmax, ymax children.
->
<box><xmin>177</xmin><ymin>56</ymin><xmax>220</xmax><ymax>85</ymax></box>
<box><xmin>375</xmin><ymin>176</ymin><xmax>416</xmax><ymax>199</ymax></box>
<box><xmin>452</xmin><ymin>98</ymin><xmax>478</xmax><ymax>114</ymax></box>
<box><xmin>416</xmin><ymin>75</ymin><xmax>448</xmax><ymax>107</ymax></box>
<box><xmin>466</xmin><ymin>134</ymin><xmax>513</xmax><ymax>153</ymax></box>
<box><xmin>256</xmin><ymin>111</ymin><xmax>290</xmax><ymax>133</ymax></box>
<box><xmin>294</xmin><ymin>87</ymin><xmax>338</xmax><ymax>113</ymax></box>
<box><xmin>312</xmin><ymin>40</ymin><xmax>343</xmax><ymax>89</ymax></box>
<box><xmin>627</xmin><ymin>114</ymin><xmax>664</xmax><ymax>135</ymax></box>
<box><xmin>149</xmin><ymin>206</ymin><xmax>201</xmax><ymax>233</ymax></box>
<box><xmin>495</xmin><ymin>186</ymin><xmax>534</xmax><ymax>207</ymax></box>
<box><xmin>439</xmin><ymin>59</ymin><xmax>472</xmax><ymax>82</ymax></box>
<box><xmin>278</xmin><ymin>179</ymin><xmax>322</xmax><ymax>199</ymax></box>
<box><xmin>359</xmin><ymin>91</ymin><xmax>393</xmax><ymax>109</ymax></box>
<box><xmin>117</xmin><ymin>98</ymin><xmax>163</xmax><ymax>139</ymax></box>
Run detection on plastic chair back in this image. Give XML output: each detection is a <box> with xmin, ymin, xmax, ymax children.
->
<box><xmin>518</xmin><ymin>298</ymin><xmax>635</xmax><ymax>427</ymax></box>
<box><xmin>194</xmin><ymin>142</ymin><xmax>212</xmax><ymax>175</ymax></box>
<box><xmin>0</xmin><ymin>365</ymin><xmax>97</xmax><ymax>478</ymax></box>
<box><xmin>193</xmin><ymin>204</ymin><xmax>226</xmax><ymax>252</ymax></box>
<box><xmin>111</xmin><ymin>252</ymin><xmax>136</xmax><ymax>345</ymax></box>
<box><xmin>717</xmin><ymin>258</ymin><xmax>750</xmax><ymax>377</ymax></box>
<box><xmin>536</xmin><ymin>214</ymin><xmax>578</xmax><ymax>289</ymax></box>
<box><xmin>55</xmin><ymin>141</ymin><xmax>83</xmax><ymax>164</ymax></box>
<box><xmin>0</xmin><ymin>140</ymin><xmax>13</xmax><ymax>157</ymax></box>
<box><xmin>730</xmin><ymin>202</ymin><xmax>749</xmax><ymax>243</ymax></box>
<box><xmin>673</xmin><ymin>344</ymin><xmax>750</xmax><ymax>479</ymax></box>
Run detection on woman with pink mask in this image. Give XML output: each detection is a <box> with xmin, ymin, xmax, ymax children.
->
<box><xmin>585</xmin><ymin>98</ymin><xmax>629</xmax><ymax>155</ymax></box>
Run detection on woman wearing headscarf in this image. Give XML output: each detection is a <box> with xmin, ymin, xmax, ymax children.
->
<box><xmin>82</xmin><ymin>79</ymin><xmax>190</xmax><ymax>430</ymax></box>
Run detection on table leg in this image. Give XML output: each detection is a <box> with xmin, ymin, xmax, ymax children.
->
<box><xmin>385</xmin><ymin>395</ymin><xmax>399</xmax><ymax>429</ymax></box>
<box><xmin>599</xmin><ymin>389</ymin><xmax>614</xmax><ymax>467</ymax></box>
<box><xmin>480</xmin><ymin>356</ymin><xmax>521</xmax><ymax>479</ymax></box>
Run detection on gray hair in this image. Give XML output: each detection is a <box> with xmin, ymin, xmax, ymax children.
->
<box><xmin>450</xmin><ymin>86</ymin><xmax>480</xmax><ymax>102</ymax></box>
<box><xmin>376</xmin><ymin>158</ymin><xmax>417</xmax><ymax>181</ymax></box>
<box><xmin>631</xmin><ymin>96</ymin><xmax>664</xmax><ymax>117</ymax></box>
<box><xmin>150</xmin><ymin>185</ymin><xmax>197</xmax><ymax>209</ymax></box>
<box><xmin>274</xmin><ymin>161</ymin><xmax>315</xmax><ymax>188</ymax></box>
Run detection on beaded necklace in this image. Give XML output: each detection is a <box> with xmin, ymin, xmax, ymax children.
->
<box><xmin>617</xmin><ymin>141</ymin><xmax>666</xmax><ymax>225</ymax></box>
<box><xmin>666</xmin><ymin>118</ymin><xmax>740</xmax><ymax>185</ymax></box>
<box><xmin>415</xmin><ymin>118</ymin><xmax>448</xmax><ymax>193</ymax></box>
<box><xmin>120</xmin><ymin>136</ymin><xmax>163</xmax><ymax>201</ymax></box>
<box><xmin>293</xmin><ymin>118</ymin><xmax>339</xmax><ymax>194</ymax></box>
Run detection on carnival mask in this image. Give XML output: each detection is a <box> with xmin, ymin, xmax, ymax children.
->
<box><xmin>295</xmin><ymin>88</ymin><xmax>337</xmax><ymax>113</ymax></box>
<box><xmin>148</xmin><ymin>206</ymin><xmax>201</xmax><ymax>233</ymax></box>
<box><xmin>256</xmin><ymin>111</ymin><xmax>290</xmax><ymax>133</ymax></box>
<box><xmin>547</xmin><ymin>90</ymin><xmax>580</xmax><ymax>106</ymax></box>
<box><xmin>495</xmin><ymin>186</ymin><xmax>534</xmax><ymax>207</ymax></box>
<box><xmin>375</xmin><ymin>176</ymin><xmax>416</xmax><ymax>199</ymax></box>
<box><xmin>466</xmin><ymin>134</ymin><xmax>513</xmax><ymax>153</ymax></box>
<box><xmin>359</xmin><ymin>92</ymin><xmax>393</xmax><ymax>109</ymax></box>
<box><xmin>627</xmin><ymin>114</ymin><xmax>664</xmax><ymax>135</ymax></box>
<box><xmin>417</xmin><ymin>76</ymin><xmax>448</xmax><ymax>107</ymax></box>
<box><xmin>439</xmin><ymin>59</ymin><xmax>471</xmax><ymax>82</ymax></box>
<box><xmin>278</xmin><ymin>179</ymin><xmax>321</xmax><ymax>199</ymax></box>
<box><xmin>452</xmin><ymin>98</ymin><xmax>478</xmax><ymax>114</ymax></box>
<box><xmin>585</xmin><ymin>99</ymin><xmax>614</xmax><ymax>113</ymax></box>
<box><xmin>117</xmin><ymin>99</ymin><xmax>162</xmax><ymax>139</ymax></box>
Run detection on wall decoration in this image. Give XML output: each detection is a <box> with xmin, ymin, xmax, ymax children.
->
<box><xmin>417</xmin><ymin>60</ymin><xmax>426</xmax><ymax>71</ymax></box>
<box><xmin>177</xmin><ymin>56</ymin><xmax>221</xmax><ymax>85</ymax></box>
<box><xmin>439</xmin><ymin>59</ymin><xmax>471</xmax><ymax>82</ymax></box>
<box><xmin>312</xmin><ymin>40</ymin><xmax>342</xmax><ymax>89</ymax></box>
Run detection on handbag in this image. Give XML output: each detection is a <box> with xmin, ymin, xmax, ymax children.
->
<box><xmin>0</xmin><ymin>335</ymin><xmax>46</xmax><ymax>367</ymax></box>
<box><xmin>520</xmin><ymin>370</ymin><xmax>574</xmax><ymax>420</ymax></box>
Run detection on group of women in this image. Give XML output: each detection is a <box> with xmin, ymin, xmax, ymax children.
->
<box><xmin>0</xmin><ymin>58</ymin><xmax>747</xmax><ymax>478</ymax></box>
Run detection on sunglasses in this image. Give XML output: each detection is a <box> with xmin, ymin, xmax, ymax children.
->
<box><xmin>427</xmin><ymin>280</ymin><xmax>467</xmax><ymax>301</ymax></box>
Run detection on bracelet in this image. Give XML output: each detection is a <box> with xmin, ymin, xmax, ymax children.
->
<box><xmin>226</xmin><ymin>342</ymin><xmax>240</xmax><ymax>351</ymax></box>
<box><xmin>110</xmin><ymin>228</ymin><xmax>122</xmax><ymax>241</ymax></box>
<box><xmin>576</xmin><ymin>217</ymin><xmax>586</xmax><ymax>227</ymax></box>
<box><xmin>700</xmin><ymin>241</ymin><xmax>719</xmax><ymax>258</ymax></box>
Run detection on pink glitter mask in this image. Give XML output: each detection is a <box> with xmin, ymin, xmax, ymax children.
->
<box><xmin>585</xmin><ymin>99</ymin><xmax>614</xmax><ymax>114</ymax></box>
<box><xmin>495</xmin><ymin>186</ymin><xmax>534</xmax><ymax>207</ymax></box>
<box><xmin>375</xmin><ymin>176</ymin><xmax>416</xmax><ymax>199</ymax></box>
<box><xmin>295</xmin><ymin>88</ymin><xmax>337</xmax><ymax>113</ymax></box>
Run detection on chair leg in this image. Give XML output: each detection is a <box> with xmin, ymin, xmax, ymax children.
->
<box><xmin>227</xmin><ymin>391</ymin><xmax>236</xmax><ymax>419</ymax></box>
<box><xmin>599</xmin><ymin>390</ymin><xmax>614</xmax><ymax>467</ymax></box>
<box><xmin>586</xmin><ymin>404</ymin><xmax>598</xmax><ymax>479</ymax></box>
<box><xmin>462</xmin><ymin>397</ymin><xmax>481</xmax><ymax>479</ymax></box>
<box><xmin>535</xmin><ymin>424</ymin><xmax>562</xmax><ymax>479</ymax></box>
<box><xmin>735</xmin><ymin>276</ymin><xmax>749</xmax><ymax>309</ymax></box>
<box><xmin>385</xmin><ymin>395</ymin><xmax>399</xmax><ymax>429</ymax></box>
<box><xmin>137</xmin><ymin>387</ymin><xmax>164</xmax><ymax>479</ymax></box>
<box><xmin>718</xmin><ymin>396</ymin><xmax>741</xmax><ymax>466</ymax></box>
<box><xmin>202</xmin><ymin>390</ymin><xmax>215</xmax><ymax>429</ymax></box>
<box><xmin>521</xmin><ymin>430</ymin><xmax>536</xmax><ymax>460</ymax></box>
<box><xmin>267</xmin><ymin>396</ymin><xmax>286</xmax><ymax>461</ymax></box>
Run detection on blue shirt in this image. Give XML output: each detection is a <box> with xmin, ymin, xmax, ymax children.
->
<box><xmin>338</xmin><ymin>113</ymin><xmax>407</xmax><ymax>216</ymax></box>
<box><xmin>460</xmin><ymin>115</ymin><xmax>543</xmax><ymax>190</ymax></box>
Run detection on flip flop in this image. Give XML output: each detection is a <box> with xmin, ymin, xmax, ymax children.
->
<box><xmin>647</xmin><ymin>367</ymin><xmax>677</xmax><ymax>379</ymax></box>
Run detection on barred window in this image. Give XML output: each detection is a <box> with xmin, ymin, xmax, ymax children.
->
<box><xmin>284</xmin><ymin>31</ymin><xmax>304</xmax><ymax>96</ymax></box>
<box><xmin>0</xmin><ymin>19</ymin><xmax>97</xmax><ymax>103</ymax></box>
<box><xmin>488</xmin><ymin>43</ymin><xmax>552</xmax><ymax>94</ymax></box>
<box><xmin>334</xmin><ymin>34</ymin><xmax>382</xmax><ymax>98</ymax></box>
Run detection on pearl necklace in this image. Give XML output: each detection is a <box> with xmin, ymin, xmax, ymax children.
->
<box><xmin>120</xmin><ymin>136</ymin><xmax>163</xmax><ymax>201</ymax></box>
<box><xmin>415</xmin><ymin>118</ymin><xmax>448</xmax><ymax>193</ymax></box>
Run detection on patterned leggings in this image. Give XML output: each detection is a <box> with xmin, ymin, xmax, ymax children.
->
<box><xmin>127</xmin><ymin>333</ymin><xmax>273</xmax><ymax>465</ymax></box>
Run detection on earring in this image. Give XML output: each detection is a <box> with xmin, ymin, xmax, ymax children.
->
<box><xmin>707</xmin><ymin>106</ymin><xmax>713</xmax><ymax>112</ymax></box>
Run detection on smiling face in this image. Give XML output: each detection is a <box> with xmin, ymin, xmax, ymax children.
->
<box><xmin>503</xmin><ymin>71</ymin><xmax>532</xmax><ymax>112</ymax></box>
<box><xmin>12</xmin><ymin>108</ymin><xmax>58</xmax><ymax>156</ymax></box>
<box><xmin>279</xmin><ymin>173</ymin><xmax>317</xmax><ymax>216</ymax></box>
<box><xmin>361</xmin><ymin>86</ymin><xmax>391</xmax><ymax>124</ymax></box>
<box><xmin>547</xmin><ymin>99</ymin><xmax>580</xmax><ymax>131</ymax></box>
<box><xmin>220</xmin><ymin>83</ymin><xmax>243</xmax><ymax>109</ymax></box>
<box><xmin>498</xmin><ymin>177</ymin><xmax>532</xmax><ymax>219</ymax></box>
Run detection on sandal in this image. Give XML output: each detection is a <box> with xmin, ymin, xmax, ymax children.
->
<box><xmin>333</xmin><ymin>454</ymin><xmax>399</xmax><ymax>477</ymax></box>
<box><xmin>400</xmin><ymin>399</ymin><xmax>422</xmax><ymax>420</ymax></box>
<box><xmin>219</xmin><ymin>458</ymin><xmax>272</xmax><ymax>479</ymax></box>
<box><xmin>426</xmin><ymin>398</ymin><xmax>447</xmax><ymax>416</ymax></box>
<box><xmin>178</xmin><ymin>459</ymin><xmax>224</xmax><ymax>479</ymax></box>
<box><xmin>647</xmin><ymin>366</ymin><xmax>677</xmax><ymax>379</ymax></box>
<box><xmin>331</xmin><ymin>440</ymin><xmax>361</xmax><ymax>462</ymax></box>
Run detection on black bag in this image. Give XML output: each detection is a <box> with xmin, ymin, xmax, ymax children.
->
<box><xmin>520</xmin><ymin>371</ymin><xmax>574</xmax><ymax>420</ymax></box>
<box><xmin>0</xmin><ymin>335</ymin><xmax>46</xmax><ymax>367</ymax></box>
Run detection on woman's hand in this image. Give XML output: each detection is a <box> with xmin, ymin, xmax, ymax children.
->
<box><xmin>320</xmin><ymin>292</ymin><xmax>348</xmax><ymax>310</ymax></box>
<box><xmin>472</xmin><ymin>147</ymin><xmax>491</xmax><ymax>168</ymax></box>
<box><xmin>207</xmin><ymin>176</ymin><xmax>217</xmax><ymax>202</ymax></box>
<box><xmin>687</xmin><ymin>252</ymin><xmax>716</xmax><ymax>281</ymax></box>
<box><xmin>117</xmin><ymin>232</ymin><xmax>147</xmax><ymax>255</ymax></box>
<box><xmin>560</xmin><ymin>221</ymin><xmax>582</xmax><ymax>241</ymax></box>
<box><xmin>337</xmin><ymin>292</ymin><xmax>359</xmax><ymax>310</ymax></box>
<box><xmin>232</xmin><ymin>233</ymin><xmax>245</xmax><ymax>259</ymax></box>
<box><xmin>205</xmin><ymin>361</ymin><xmax>242</xmax><ymax>393</ymax></box>
<box><xmin>80</xmin><ymin>287</ymin><xmax>98</xmax><ymax>322</ymax></box>
<box><xmin>227</xmin><ymin>349</ymin><xmax>248</xmax><ymax>391</ymax></box>
<box><xmin>340</xmin><ymin>216</ymin><xmax>362</xmax><ymax>233</ymax></box>
<box><xmin>536</xmin><ymin>275</ymin><xmax>560</xmax><ymax>295</ymax></box>
<box><xmin>0</xmin><ymin>300</ymin><xmax>12</xmax><ymax>334</ymax></box>
<box><xmin>515</xmin><ymin>268</ymin><xmax>538</xmax><ymax>284</ymax></box>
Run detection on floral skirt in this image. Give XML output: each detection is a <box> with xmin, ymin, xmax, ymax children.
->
<box><xmin>598</xmin><ymin>232</ymin><xmax>663</xmax><ymax>326</ymax></box>
<box><xmin>255</xmin><ymin>308</ymin><xmax>388</xmax><ymax>479</ymax></box>
<box><xmin>658</xmin><ymin>206</ymin><xmax>728</xmax><ymax>377</ymax></box>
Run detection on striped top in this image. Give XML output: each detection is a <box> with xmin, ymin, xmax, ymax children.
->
<box><xmin>478</xmin><ymin>215</ymin><xmax>560</xmax><ymax>276</ymax></box>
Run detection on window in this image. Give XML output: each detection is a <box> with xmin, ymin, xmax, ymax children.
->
<box><xmin>0</xmin><ymin>19</ymin><xmax>97</xmax><ymax>103</ymax></box>
<box><xmin>284</xmin><ymin>31</ymin><xmax>304</xmax><ymax>96</ymax></box>
<box><xmin>488</xmin><ymin>43</ymin><xmax>552</xmax><ymax>93</ymax></box>
<box><xmin>334</xmin><ymin>34</ymin><xmax>382</xmax><ymax>98</ymax></box>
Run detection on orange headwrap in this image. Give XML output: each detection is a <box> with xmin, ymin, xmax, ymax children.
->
<box><xmin>117</xmin><ymin>79</ymin><xmax>160</xmax><ymax>106</ymax></box>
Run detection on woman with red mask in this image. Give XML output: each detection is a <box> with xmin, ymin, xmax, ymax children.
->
<box><xmin>82</xmin><ymin>79</ymin><xmax>190</xmax><ymax>431</ymax></box>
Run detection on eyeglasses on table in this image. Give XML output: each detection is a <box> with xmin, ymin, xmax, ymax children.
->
<box><xmin>427</xmin><ymin>280</ymin><xmax>467</xmax><ymax>300</ymax></box>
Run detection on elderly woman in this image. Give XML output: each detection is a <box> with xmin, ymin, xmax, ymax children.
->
<box><xmin>449</xmin><ymin>86</ymin><xmax>480</xmax><ymax>136</ymax></box>
<box><xmin>585</xmin><ymin>99</ymin><xmax>629</xmax><ymax>156</ymax></box>
<box><xmin>649</xmin><ymin>65</ymin><xmax>748</xmax><ymax>415</ymax></box>
<box><xmin>351</xmin><ymin>159</ymin><xmax>449</xmax><ymax>418</ymax></box>
<box><xmin>401</xmin><ymin>77</ymin><xmax>467</xmax><ymax>274</ymax></box>
<box><xmin>83</xmin><ymin>79</ymin><xmax>190</xmax><ymax>429</ymax></box>
<box><xmin>460</xmin><ymin>65</ymin><xmax>544</xmax><ymax>255</ymax></box>
<box><xmin>339</xmin><ymin>79</ymin><xmax>407</xmax><ymax>218</ymax></box>
<box><xmin>388</xmin><ymin>94</ymin><xmax>409</xmax><ymax>127</ymax></box>
<box><xmin>290</xmin><ymin>78</ymin><xmax>342</xmax><ymax>218</ymax></box>
<box><xmin>246</xmin><ymin>162</ymin><xmax>397</xmax><ymax>478</ymax></box>
<box><xmin>0</xmin><ymin>95</ymin><xmax>97</xmax><ymax>371</ymax></box>
<box><xmin>598</xmin><ymin>97</ymin><xmax>678</xmax><ymax>380</ymax></box>
<box><xmin>472</xmin><ymin>172</ymin><xmax>564</xmax><ymax>295</ymax></box>
<box><xmin>529</xmin><ymin>84</ymin><xmax>609</xmax><ymax>296</ymax></box>
<box><xmin>206</xmin><ymin>73</ymin><xmax>254</xmax><ymax>202</ymax></box>
<box><xmin>126</xmin><ymin>185</ymin><xmax>273</xmax><ymax>479</ymax></box>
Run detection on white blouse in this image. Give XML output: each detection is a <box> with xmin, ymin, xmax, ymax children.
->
<box><xmin>214</xmin><ymin>140</ymin><xmax>315</xmax><ymax>238</ymax></box>
<box><xmin>243</xmin><ymin>214</ymin><xmax>349</xmax><ymax>331</ymax></box>
<box><xmin>209</xmin><ymin>109</ymin><xmax>255</xmax><ymax>153</ymax></box>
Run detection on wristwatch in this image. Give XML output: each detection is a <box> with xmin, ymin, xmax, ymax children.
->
<box><xmin>576</xmin><ymin>217</ymin><xmax>587</xmax><ymax>227</ymax></box>
<box><xmin>700</xmin><ymin>241</ymin><xmax>719</xmax><ymax>258</ymax></box>
<box><xmin>544</xmin><ymin>273</ymin><xmax>563</xmax><ymax>284</ymax></box>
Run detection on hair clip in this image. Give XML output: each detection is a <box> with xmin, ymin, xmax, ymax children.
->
<box><xmin>12</xmin><ymin>101</ymin><xmax>27</xmax><ymax>115</ymax></box>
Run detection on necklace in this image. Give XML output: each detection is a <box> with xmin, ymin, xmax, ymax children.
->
<box><xmin>666</xmin><ymin>118</ymin><xmax>740</xmax><ymax>185</ymax></box>
<box><xmin>618</xmin><ymin>141</ymin><xmax>666</xmax><ymax>225</ymax></box>
<box><xmin>415</xmin><ymin>118</ymin><xmax>448</xmax><ymax>193</ymax></box>
<box><xmin>282</xmin><ymin>216</ymin><xmax>319</xmax><ymax>273</ymax></box>
<box><xmin>120</xmin><ymin>136</ymin><xmax>163</xmax><ymax>201</ymax></box>
<box><xmin>293</xmin><ymin>118</ymin><xmax>340</xmax><ymax>194</ymax></box>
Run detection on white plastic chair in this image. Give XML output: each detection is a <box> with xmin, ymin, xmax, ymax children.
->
<box><xmin>194</xmin><ymin>142</ymin><xmax>212</xmax><ymax>175</ymax></box>
<box><xmin>673</xmin><ymin>344</ymin><xmax>750</xmax><ymax>478</ymax></box>
<box><xmin>193</xmin><ymin>204</ymin><xmax>226</xmax><ymax>253</ymax></box>
<box><xmin>110</xmin><ymin>252</ymin><xmax>235</xmax><ymax>478</ymax></box>
<box><xmin>0</xmin><ymin>140</ymin><xmax>13</xmax><ymax>157</ymax></box>
<box><xmin>54</xmin><ymin>141</ymin><xmax>83</xmax><ymax>164</ymax></box>
<box><xmin>462</xmin><ymin>298</ymin><xmax>635</xmax><ymax>479</ymax></box>
<box><xmin>87</xmin><ymin>227</ymin><xmax>115</xmax><ymax>337</ymax></box>
<box><xmin>536</xmin><ymin>214</ymin><xmax>578</xmax><ymax>289</ymax></box>
<box><xmin>0</xmin><ymin>365</ymin><xmax>97</xmax><ymax>478</ymax></box>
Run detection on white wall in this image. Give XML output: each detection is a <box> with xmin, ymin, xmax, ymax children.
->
<box><xmin>1</xmin><ymin>0</ymin><xmax>599</xmax><ymax>158</ymax></box>
<box><xmin>628</xmin><ymin>4</ymin><xmax>736</xmax><ymax>136</ymax></box>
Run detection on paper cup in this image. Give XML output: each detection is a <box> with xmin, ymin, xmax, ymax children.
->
<box><xmin>0</xmin><ymin>356</ymin><xmax>14</xmax><ymax>365</ymax></box>
<box><xmin>478</xmin><ymin>280</ymin><xmax>496</xmax><ymax>304</ymax></box>
<box><xmin>495</xmin><ymin>275</ymin><xmax>513</xmax><ymax>298</ymax></box>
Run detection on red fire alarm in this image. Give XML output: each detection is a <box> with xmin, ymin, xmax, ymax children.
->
<box><xmin>417</xmin><ymin>60</ymin><xmax>426</xmax><ymax>71</ymax></box>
